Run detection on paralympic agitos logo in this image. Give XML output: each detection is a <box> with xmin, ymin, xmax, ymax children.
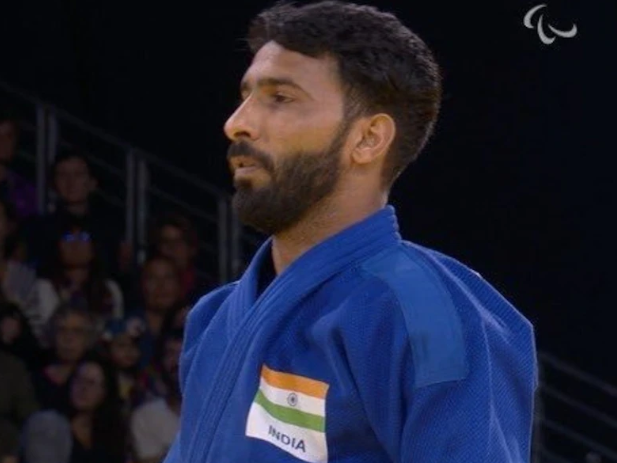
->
<box><xmin>523</xmin><ymin>4</ymin><xmax>577</xmax><ymax>45</ymax></box>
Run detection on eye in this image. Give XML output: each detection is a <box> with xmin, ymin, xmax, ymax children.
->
<box><xmin>271</xmin><ymin>93</ymin><xmax>293</xmax><ymax>104</ymax></box>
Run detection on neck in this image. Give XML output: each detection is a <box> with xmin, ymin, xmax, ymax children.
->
<box><xmin>71</xmin><ymin>413</ymin><xmax>93</xmax><ymax>447</ymax></box>
<box><xmin>64</xmin><ymin>201</ymin><xmax>89</xmax><ymax>216</ymax></box>
<box><xmin>270</xmin><ymin>190</ymin><xmax>387</xmax><ymax>275</ymax></box>
<box><xmin>145</xmin><ymin>310</ymin><xmax>165</xmax><ymax>335</ymax></box>
<box><xmin>73</xmin><ymin>412</ymin><xmax>93</xmax><ymax>426</ymax></box>
<box><xmin>48</xmin><ymin>363</ymin><xmax>75</xmax><ymax>384</ymax></box>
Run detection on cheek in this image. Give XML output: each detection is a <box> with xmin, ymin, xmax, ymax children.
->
<box><xmin>144</xmin><ymin>280</ymin><xmax>158</xmax><ymax>296</ymax></box>
<box><xmin>110</xmin><ymin>344</ymin><xmax>123</xmax><ymax>358</ymax></box>
<box><xmin>128</xmin><ymin>346</ymin><xmax>140</xmax><ymax>360</ymax></box>
<box><xmin>76</xmin><ymin>178</ymin><xmax>90</xmax><ymax>190</ymax></box>
<box><xmin>55</xmin><ymin>179</ymin><xmax>68</xmax><ymax>192</ymax></box>
<box><xmin>59</xmin><ymin>243</ymin><xmax>71</xmax><ymax>257</ymax></box>
<box><xmin>81</xmin><ymin>242</ymin><xmax>94</xmax><ymax>255</ymax></box>
<box><xmin>160</xmin><ymin>279</ymin><xmax>178</xmax><ymax>294</ymax></box>
<box><xmin>89</xmin><ymin>389</ymin><xmax>106</xmax><ymax>407</ymax></box>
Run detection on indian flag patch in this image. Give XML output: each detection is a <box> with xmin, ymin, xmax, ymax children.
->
<box><xmin>246</xmin><ymin>365</ymin><xmax>329</xmax><ymax>462</ymax></box>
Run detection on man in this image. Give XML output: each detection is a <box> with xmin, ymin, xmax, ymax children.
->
<box><xmin>25</xmin><ymin>148</ymin><xmax>126</xmax><ymax>275</ymax></box>
<box><xmin>165</xmin><ymin>2</ymin><xmax>537</xmax><ymax>463</ymax></box>
<box><xmin>131</xmin><ymin>329</ymin><xmax>183</xmax><ymax>463</ymax></box>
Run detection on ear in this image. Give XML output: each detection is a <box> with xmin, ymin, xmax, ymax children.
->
<box><xmin>88</xmin><ymin>177</ymin><xmax>98</xmax><ymax>193</ymax></box>
<box><xmin>350</xmin><ymin>113</ymin><xmax>396</xmax><ymax>167</ymax></box>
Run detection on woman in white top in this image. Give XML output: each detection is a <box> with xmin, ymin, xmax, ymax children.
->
<box><xmin>24</xmin><ymin>226</ymin><xmax>123</xmax><ymax>344</ymax></box>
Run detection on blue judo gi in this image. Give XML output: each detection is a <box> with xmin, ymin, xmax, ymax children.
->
<box><xmin>164</xmin><ymin>205</ymin><xmax>537</xmax><ymax>463</ymax></box>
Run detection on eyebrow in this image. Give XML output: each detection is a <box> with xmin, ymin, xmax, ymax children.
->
<box><xmin>240</xmin><ymin>77</ymin><xmax>310</xmax><ymax>98</ymax></box>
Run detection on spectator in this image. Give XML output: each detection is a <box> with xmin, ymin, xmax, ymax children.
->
<box><xmin>0</xmin><ymin>198</ymin><xmax>36</xmax><ymax>307</ymax></box>
<box><xmin>24</xmin><ymin>147</ymin><xmax>126</xmax><ymax>276</ymax></box>
<box><xmin>0</xmin><ymin>301</ymin><xmax>44</xmax><ymax>371</ymax></box>
<box><xmin>24</xmin><ymin>225</ymin><xmax>123</xmax><ymax>342</ymax></box>
<box><xmin>31</xmin><ymin>305</ymin><xmax>97</xmax><ymax>410</ymax></box>
<box><xmin>0</xmin><ymin>351</ymin><xmax>39</xmax><ymax>463</ymax></box>
<box><xmin>130</xmin><ymin>328</ymin><xmax>182</xmax><ymax>463</ymax></box>
<box><xmin>161</xmin><ymin>302</ymin><xmax>191</xmax><ymax>335</ymax></box>
<box><xmin>148</xmin><ymin>213</ymin><xmax>213</xmax><ymax>303</ymax></box>
<box><xmin>0</xmin><ymin>107</ymin><xmax>37</xmax><ymax>220</ymax></box>
<box><xmin>100</xmin><ymin>317</ymin><xmax>147</xmax><ymax>415</ymax></box>
<box><xmin>22</xmin><ymin>355</ymin><xmax>127</xmax><ymax>463</ymax></box>
<box><xmin>125</xmin><ymin>255</ymin><xmax>183</xmax><ymax>368</ymax></box>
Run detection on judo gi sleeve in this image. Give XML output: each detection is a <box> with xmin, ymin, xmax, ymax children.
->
<box><xmin>345</xmin><ymin>289</ymin><xmax>536</xmax><ymax>463</ymax></box>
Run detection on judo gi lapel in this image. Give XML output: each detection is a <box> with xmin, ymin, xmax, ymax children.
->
<box><xmin>233</xmin><ymin>205</ymin><xmax>401</xmax><ymax>316</ymax></box>
<box><xmin>187</xmin><ymin>205</ymin><xmax>401</xmax><ymax>462</ymax></box>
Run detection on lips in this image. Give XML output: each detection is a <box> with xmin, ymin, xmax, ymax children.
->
<box><xmin>231</xmin><ymin>155</ymin><xmax>261</xmax><ymax>173</ymax></box>
<box><xmin>234</xmin><ymin>165</ymin><xmax>260</xmax><ymax>178</ymax></box>
<box><xmin>238</xmin><ymin>159</ymin><xmax>258</xmax><ymax>168</ymax></box>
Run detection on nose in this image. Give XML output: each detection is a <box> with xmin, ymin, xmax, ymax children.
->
<box><xmin>224</xmin><ymin>99</ymin><xmax>259</xmax><ymax>143</ymax></box>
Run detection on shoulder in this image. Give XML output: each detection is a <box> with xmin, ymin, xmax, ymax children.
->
<box><xmin>34</xmin><ymin>278</ymin><xmax>54</xmax><ymax>290</ymax></box>
<box><xmin>406</xmin><ymin>242</ymin><xmax>534</xmax><ymax>334</ymax></box>
<box><xmin>187</xmin><ymin>282</ymin><xmax>237</xmax><ymax>325</ymax></box>
<box><xmin>9</xmin><ymin>171</ymin><xmax>35</xmax><ymax>191</ymax></box>
<box><xmin>104</xmin><ymin>279</ymin><xmax>123</xmax><ymax>302</ymax></box>
<box><xmin>350</xmin><ymin>243</ymin><xmax>469</xmax><ymax>387</ymax></box>
<box><xmin>105</xmin><ymin>279</ymin><xmax>122</xmax><ymax>291</ymax></box>
<box><xmin>184</xmin><ymin>281</ymin><xmax>238</xmax><ymax>346</ymax></box>
<box><xmin>33</xmin><ymin>279</ymin><xmax>57</xmax><ymax>299</ymax></box>
<box><xmin>132</xmin><ymin>398</ymin><xmax>166</xmax><ymax>421</ymax></box>
<box><xmin>0</xmin><ymin>350</ymin><xmax>27</xmax><ymax>374</ymax></box>
<box><xmin>24</xmin><ymin>409</ymin><xmax>70</xmax><ymax>432</ymax></box>
<box><xmin>6</xmin><ymin>260</ymin><xmax>35</xmax><ymax>275</ymax></box>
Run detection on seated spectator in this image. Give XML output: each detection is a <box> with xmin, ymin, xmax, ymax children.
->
<box><xmin>0</xmin><ymin>107</ymin><xmax>37</xmax><ymax>220</ymax></box>
<box><xmin>148</xmin><ymin>212</ymin><xmax>214</xmax><ymax>303</ymax></box>
<box><xmin>0</xmin><ymin>301</ymin><xmax>44</xmax><ymax>371</ymax></box>
<box><xmin>0</xmin><ymin>198</ymin><xmax>36</xmax><ymax>306</ymax></box>
<box><xmin>32</xmin><ymin>305</ymin><xmax>97</xmax><ymax>410</ymax></box>
<box><xmin>21</xmin><ymin>355</ymin><xmax>127</xmax><ymax>463</ymax></box>
<box><xmin>161</xmin><ymin>301</ymin><xmax>191</xmax><ymax>335</ymax></box>
<box><xmin>24</xmin><ymin>147</ymin><xmax>126</xmax><ymax>276</ymax></box>
<box><xmin>24</xmin><ymin>225</ymin><xmax>123</xmax><ymax>342</ymax></box>
<box><xmin>130</xmin><ymin>328</ymin><xmax>182</xmax><ymax>463</ymax></box>
<box><xmin>100</xmin><ymin>317</ymin><xmax>147</xmax><ymax>415</ymax></box>
<box><xmin>0</xmin><ymin>351</ymin><xmax>39</xmax><ymax>463</ymax></box>
<box><xmin>125</xmin><ymin>255</ymin><xmax>183</xmax><ymax>368</ymax></box>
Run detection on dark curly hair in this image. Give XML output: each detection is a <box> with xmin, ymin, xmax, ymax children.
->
<box><xmin>247</xmin><ymin>0</ymin><xmax>442</xmax><ymax>188</ymax></box>
<box><xmin>62</xmin><ymin>354</ymin><xmax>127</xmax><ymax>461</ymax></box>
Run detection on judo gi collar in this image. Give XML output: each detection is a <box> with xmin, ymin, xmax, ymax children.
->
<box><xmin>186</xmin><ymin>205</ymin><xmax>402</xmax><ymax>461</ymax></box>
<box><xmin>240</xmin><ymin>204</ymin><xmax>403</xmax><ymax>307</ymax></box>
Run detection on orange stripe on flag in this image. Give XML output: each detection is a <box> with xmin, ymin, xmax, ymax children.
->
<box><xmin>261</xmin><ymin>365</ymin><xmax>329</xmax><ymax>399</ymax></box>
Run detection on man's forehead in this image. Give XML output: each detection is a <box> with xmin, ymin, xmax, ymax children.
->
<box><xmin>241</xmin><ymin>41</ymin><xmax>339</xmax><ymax>89</ymax></box>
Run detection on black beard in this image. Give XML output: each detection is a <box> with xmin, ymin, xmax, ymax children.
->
<box><xmin>229</xmin><ymin>125</ymin><xmax>349</xmax><ymax>236</ymax></box>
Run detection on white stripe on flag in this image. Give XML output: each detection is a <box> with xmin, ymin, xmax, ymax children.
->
<box><xmin>259</xmin><ymin>377</ymin><xmax>325</xmax><ymax>417</ymax></box>
<box><xmin>246</xmin><ymin>401</ymin><xmax>328</xmax><ymax>463</ymax></box>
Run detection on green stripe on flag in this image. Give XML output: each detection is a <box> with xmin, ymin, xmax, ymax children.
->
<box><xmin>254</xmin><ymin>390</ymin><xmax>325</xmax><ymax>432</ymax></box>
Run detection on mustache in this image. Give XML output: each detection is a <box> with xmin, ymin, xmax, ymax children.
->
<box><xmin>227</xmin><ymin>141</ymin><xmax>274</xmax><ymax>172</ymax></box>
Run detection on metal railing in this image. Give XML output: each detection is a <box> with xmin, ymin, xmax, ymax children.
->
<box><xmin>535</xmin><ymin>352</ymin><xmax>617</xmax><ymax>463</ymax></box>
<box><xmin>3</xmin><ymin>78</ymin><xmax>617</xmax><ymax>463</ymax></box>
<box><xmin>0</xmin><ymin>78</ymin><xmax>251</xmax><ymax>283</ymax></box>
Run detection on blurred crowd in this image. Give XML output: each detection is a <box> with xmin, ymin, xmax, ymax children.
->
<box><xmin>0</xmin><ymin>107</ymin><xmax>215</xmax><ymax>463</ymax></box>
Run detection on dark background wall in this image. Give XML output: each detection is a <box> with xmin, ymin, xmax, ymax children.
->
<box><xmin>1</xmin><ymin>0</ymin><xmax>615</xmax><ymax>381</ymax></box>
